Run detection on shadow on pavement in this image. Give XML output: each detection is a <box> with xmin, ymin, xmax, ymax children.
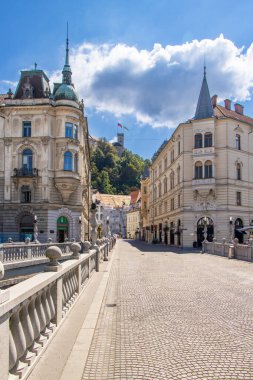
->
<box><xmin>121</xmin><ymin>239</ymin><xmax>202</xmax><ymax>254</ymax></box>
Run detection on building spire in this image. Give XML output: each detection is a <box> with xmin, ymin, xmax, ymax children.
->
<box><xmin>194</xmin><ymin>65</ymin><xmax>213</xmax><ymax>120</ymax></box>
<box><xmin>62</xmin><ymin>22</ymin><xmax>72</xmax><ymax>85</ymax></box>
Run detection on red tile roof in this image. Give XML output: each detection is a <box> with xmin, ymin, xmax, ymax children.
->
<box><xmin>130</xmin><ymin>190</ymin><xmax>141</xmax><ymax>204</ymax></box>
<box><xmin>214</xmin><ymin>105</ymin><xmax>253</xmax><ymax>126</ymax></box>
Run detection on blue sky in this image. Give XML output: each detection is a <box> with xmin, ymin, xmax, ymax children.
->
<box><xmin>1</xmin><ymin>0</ymin><xmax>253</xmax><ymax>158</ymax></box>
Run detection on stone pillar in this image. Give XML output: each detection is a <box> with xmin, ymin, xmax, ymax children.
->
<box><xmin>52</xmin><ymin>278</ymin><xmax>63</xmax><ymax>326</ymax></box>
<box><xmin>233</xmin><ymin>238</ymin><xmax>239</xmax><ymax>259</ymax></box>
<box><xmin>228</xmin><ymin>244</ymin><xmax>235</xmax><ymax>259</ymax></box>
<box><xmin>0</xmin><ymin>314</ymin><xmax>9</xmax><ymax>380</ymax></box>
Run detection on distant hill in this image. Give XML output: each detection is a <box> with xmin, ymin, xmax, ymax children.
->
<box><xmin>91</xmin><ymin>139</ymin><xmax>150</xmax><ymax>195</ymax></box>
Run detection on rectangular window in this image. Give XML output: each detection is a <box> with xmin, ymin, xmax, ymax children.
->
<box><xmin>236</xmin><ymin>191</ymin><xmax>241</xmax><ymax>206</ymax></box>
<box><xmin>164</xmin><ymin>157</ymin><xmax>167</xmax><ymax>168</ymax></box>
<box><xmin>65</xmin><ymin>122</ymin><xmax>73</xmax><ymax>138</ymax></box>
<box><xmin>164</xmin><ymin>201</ymin><xmax>167</xmax><ymax>213</ymax></box>
<box><xmin>178</xmin><ymin>141</ymin><xmax>181</xmax><ymax>155</ymax></box>
<box><xmin>23</xmin><ymin>121</ymin><xmax>31</xmax><ymax>137</ymax></box>
<box><xmin>171</xmin><ymin>198</ymin><xmax>174</xmax><ymax>211</ymax></box>
<box><xmin>73</xmin><ymin>124</ymin><xmax>78</xmax><ymax>139</ymax></box>
<box><xmin>178</xmin><ymin>194</ymin><xmax>180</xmax><ymax>208</ymax></box>
<box><xmin>236</xmin><ymin>134</ymin><xmax>241</xmax><ymax>150</ymax></box>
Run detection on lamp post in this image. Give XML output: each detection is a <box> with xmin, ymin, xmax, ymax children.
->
<box><xmin>203</xmin><ymin>216</ymin><xmax>208</xmax><ymax>242</ymax></box>
<box><xmin>78</xmin><ymin>215</ymin><xmax>82</xmax><ymax>242</ymax></box>
<box><xmin>33</xmin><ymin>215</ymin><xmax>39</xmax><ymax>244</ymax></box>
<box><xmin>229</xmin><ymin>216</ymin><xmax>233</xmax><ymax>243</ymax></box>
<box><xmin>106</xmin><ymin>216</ymin><xmax>110</xmax><ymax>237</ymax></box>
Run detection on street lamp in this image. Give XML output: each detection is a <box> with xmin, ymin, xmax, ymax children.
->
<box><xmin>33</xmin><ymin>215</ymin><xmax>39</xmax><ymax>244</ymax></box>
<box><xmin>203</xmin><ymin>216</ymin><xmax>208</xmax><ymax>242</ymax></box>
<box><xmin>229</xmin><ymin>216</ymin><xmax>233</xmax><ymax>243</ymax></box>
<box><xmin>106</xmin><ymin>216</ymin><xmax>111</xmax><ymax>237</ymax></box>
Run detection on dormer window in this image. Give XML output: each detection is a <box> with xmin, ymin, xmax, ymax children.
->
<box><xmin>25</xmin><ymin>89</ymin><xmax>30</xmax><ymax>98</ymax></box>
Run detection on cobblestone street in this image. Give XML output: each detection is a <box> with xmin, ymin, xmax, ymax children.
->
<box><xmin>82</xmin><ymin>240</ymin><xmax>253</xmax><ymax>380</ymax></box>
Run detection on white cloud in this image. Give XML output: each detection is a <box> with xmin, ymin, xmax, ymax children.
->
<box><xmin>51</xmin><ymin>35</ymin><xmax>253</xmax><ymax>128</ymax></box>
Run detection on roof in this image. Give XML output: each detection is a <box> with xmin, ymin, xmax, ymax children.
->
<box><xmin>195</xmin><ymin>68</ymin><xmax>214</xmax><ymax>120</ymax></box>
<box><xmin>0</xmin><ymin>94</ymin><xmax>7</xmax><ymax>103</ymax></box>
<box><xmin>130</xmin><ymin>189</ymin><xmax>141</xmax><ymax>204</ymax></box>
<box><xmin>14</xmin><ymin>70</ymin><xmax>50</xmax><ymax>99</ymax></box>
<box><xmin>214</xmin><ymin>104</ymin><xmax>253</xmax><ymax>126</ymax></box>
<box><xmin>54</xmin><ymin>83</ymin><xmax>78</xmax><ymax>102</ymax></box>
<box><xmin>96</xmin><ymin>193</ymin><xmax>131</xmax><ymax>207</ymax></box>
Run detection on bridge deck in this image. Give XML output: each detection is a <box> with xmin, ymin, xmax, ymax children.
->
<box><xmin>29</xmin><ymin>240</ymin><xmax>253</xmax><ymax>380</ymax></box>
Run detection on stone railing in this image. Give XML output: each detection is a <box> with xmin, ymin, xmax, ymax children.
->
<box><xmin>202</xmin><ymin>238</ymin><xmax>253</xmax><ymax>262</ymax></box>
<box><xmin>0</xmin><ymin>242</ymin><xmax>74</xmax><ymax>267</ymax></box>
<box><xmin>0</xmin><ymin>236</ymin><xmax>116</xmax><ymax>380</ymax></box>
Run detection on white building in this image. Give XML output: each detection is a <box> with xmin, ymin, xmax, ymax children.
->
<box><xmin>149</xmin><ymin>68</ymin><xmax>253</xmax><ymax>247</ymax></box>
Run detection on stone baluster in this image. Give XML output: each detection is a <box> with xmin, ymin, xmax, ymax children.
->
<box><xmin>9</xmin><ymin>306</ymin><xmax>28</xmax><ymax>376</ymax></box>
<box><xmin>27</xmin><ymin>297</ymin><xmax>41</xmax><ymax>354</ymax></box>
<box><xmin>41</xmin><ymin>291</ymin><xmax>54</xmax><ymax>336</ymax></box>
<box><xmin>9</xmin><ymin>328</ymin><xmax>18</xmax><ymax>373</ymax></box>
<box><xmin>19</xmin><ymin>300</ymin><xmax>36</xmax><ymax>364</ymax></box>
<box><xmin>0</xmin><ymin>244</ymin><xmax>3</xmax><ymax>262</ymax></box>
<box><xmin>34</xmin><ymin>294</ymin><xmax>47</xmax><ymax>345</ymax></box>
<box><xmin>46</xmin><ymin>287</ymin><xmax>56</xmax><ymax>326</ymax></box>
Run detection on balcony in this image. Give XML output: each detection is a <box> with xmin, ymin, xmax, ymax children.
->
<box><xmin>192</xmin><ymin>177</ymin><xmax>215</xmax><ymax>189</ymax></box>
<box><xmin>192</xmin><ymin>146</ymin><xmax>215</xmax><ymax>156</ymax></box>
<box><xmin>13</xmin><ymin>168</ymin><xmax>39</xmax><ymax>177</ymax></box>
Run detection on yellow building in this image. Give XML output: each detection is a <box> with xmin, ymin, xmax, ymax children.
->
<box><xmin>140</xmin><ymin>172</ymin><xmax>150</xmax><ymax>242</ymax></box>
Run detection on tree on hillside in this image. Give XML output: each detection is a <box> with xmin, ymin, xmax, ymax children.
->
<box><xmin>90</xmin><ymin>139</ymin><xmax>150</xmax><ymax>195</ymax></box>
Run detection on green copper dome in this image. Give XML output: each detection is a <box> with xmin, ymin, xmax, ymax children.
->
<box><xmin>54</xmin><ymin>83</ymin><xmax>78</xmax><ymax>102</ymax></box>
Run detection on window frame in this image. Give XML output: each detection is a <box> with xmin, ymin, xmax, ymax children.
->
<box><xmin>204</xmin><ymin>132</ymin><xmax>212</xmax><ymax>148</ymax></box>
<box><xmin>23</xmin><ymin>121</ymin><xmax>31</xmax><ymax>137</ymax></box>
<box><xmin>194</xmin><ymin>133</ymin><xmax>203</xmax><ymax>149</ymax></box>
<box><xmin>64</xmin><ymin>151</ymin><xmax>73</xmax><ymax>171</ymax></box>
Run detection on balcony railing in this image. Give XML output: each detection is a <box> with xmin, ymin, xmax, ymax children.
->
<box><xmin>13</xmin><ymin>168</ymin><xmax>39</xmax><ymax>177</ymax></box>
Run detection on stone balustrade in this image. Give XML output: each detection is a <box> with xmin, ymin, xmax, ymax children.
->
<box><xmin>0</xmin><ymin>242</ymin><xmax>76</xmax><ymax>271</ymax></box>
<box><xmin>202</xmin><ymin>238</ymin><xmax>253</xmax><ymax>262</ymax></box>
<box><xmin>0</xmin><ymin>236</ymin><xmax>116</xmax><ymax>380</ymax></box>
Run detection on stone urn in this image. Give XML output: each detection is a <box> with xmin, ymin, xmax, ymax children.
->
<box><xmin>83</xmin><ymin>241</ymin><xmax>91</xmax><ymax>253</ymax></box>
<box><xmin>45</xmin><ymin>246</ymin><xmax>62</xmax><ymax>271</ymax></box>
<box><xmin>70</xmin><ymin>242</ymin><xmax>81</xmax><ymax>259</ymax></box>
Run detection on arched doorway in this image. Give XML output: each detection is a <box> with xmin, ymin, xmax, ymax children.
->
<box><xmin>57</xmin><ymin>216</ymin><xmax>69</xmax><ymax>242</ymax></box>
<box><xmin>197</xmin><ymin>217</ymin><xmax>214</xmax><ymax>247</ymax></box>
<box><xmin>234</xmin><ymin>218</ymin><xmax>244</xmax><ymax>243</ymax></box>
<box><xmin>20</xmin><ymin>214</ymin><xmax>34</xmax><ymax>241</ymax></box>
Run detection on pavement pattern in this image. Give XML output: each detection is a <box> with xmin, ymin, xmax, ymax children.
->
<box><xmin>82</xmin><ymin>240</ymin><xmax>253</xmax><ymax>380</ymax></box>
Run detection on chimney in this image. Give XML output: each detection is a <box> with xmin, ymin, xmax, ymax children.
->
<box><xmin>224</xmin><ymin>99</ymin><xmax>231</xmax><ymax>110</ymax></box>
<box><xmin>211</xmin><ymin>94</ymin><xmax>217</xmax><ymax>107</ymax></box>
<box><xmin>234</xmin><ymin>103</ymin><xmax>244</xmax><ymax>115</ymax></box>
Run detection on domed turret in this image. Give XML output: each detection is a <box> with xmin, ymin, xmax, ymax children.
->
<box><xmin>53</xmin><ymin>25</ymin><xmax>79</xmax><ymax>103</ymax></box>
<box><xmin>54</xmin><ymin>83</ymin><xmax>78</xmax><ymax>102</ymax></box>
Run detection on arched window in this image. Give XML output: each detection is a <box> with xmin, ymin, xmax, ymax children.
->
<box><xmin>195</xmin><ymin>161</ymin><xmax>203</xmax><ymax>179</ymax></box>
<box><xmin>170</xmin><ymin>171</ymin><xmax>175</xmax><ymax>189</ymax></box>
<box><xmin>204</xmin><ymin>160</ymin><xmax>212</xmax><ymax>178</ymax></box>
<box><xmin>236</xmin><ymin>163</ymin><xmax>241</xmax><ymax>180</ymax></box>
<box><xmin>204</xmin><ymin>132</ymin><xmax>212</xmax><ymax>147</ymax></box>
<box><xmin>22</xmin><ymin>149</ymin><xmax>33</xmax><ymax>173</ymax></box>
<box><xmin>74</xmin><ymin>154</ymin><xmax>78</xmax><ymax>173</ymax></box>
<box><xmin>194</xmin><ymin>133</ymin><xmax>203</xmax><ymax>148</ymax></box>
<box><xmin>64</xmin><ymin>151</ymin><xmax>73</xmax><ymax>171</ymax></box>
<box><xmin>177</xmin><ymin>166</ymin><xmax>180</xmax><ymax>184</ymax></box>
<box><xmin>158</xmin><ymin>182</ymin><xmax>162</xmax><ymax>197</ymax></box>
<box><xmin>236</xmin><ymin>134</ymin><xmax>241</xmax><ymax>150</ymax></box>
<box><xmin>163</xmin><ymin>177</ymin><xmax>167</xmax><ymax>193</ymax></box>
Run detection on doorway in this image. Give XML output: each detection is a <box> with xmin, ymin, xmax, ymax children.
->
<box><xmin>57</xmin><ymin>216</ymin><xmax>69</xmax><ymax>242</ymax></box>
<box><xmin>234</xmin><ymin>218</ymin><xmax>244</xmax><ymax>243</ymax></box>
<box><xmin>20</xmin><ymin>214</ymin><xmax>34</xmax><ymax>241</ymax></box>
<box><xmin>197</xmin><ymin>217</ymin><xmax>214</xmax><ymax>247</ymax></box>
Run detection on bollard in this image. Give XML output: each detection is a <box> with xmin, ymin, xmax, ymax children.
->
<box><xmin>228</xmin><ymin>244</ymin><xmax>235</xmax><ymax>259</ymax></box>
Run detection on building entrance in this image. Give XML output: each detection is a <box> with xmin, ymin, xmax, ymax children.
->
<box><xmin>20</xmin><ymin>214</ymin><xmax>34</xmax><ymax>241</ymax></box>
<box><xmin>197</xmin><ymin>217</ymin><xmax>214</xmax><ymax>247</ymax></box>
<box><xmin>57</xmin><ymin>216</ymin><xmax>69</xmax><ymax>242</ymax></box>
<box><xmin>234</xmin><ymin>218</ymin><xmax>244</xmax><ymax>243</ymax></box>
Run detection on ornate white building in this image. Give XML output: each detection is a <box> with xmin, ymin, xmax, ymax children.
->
<box><xmin>0</xmin><ymin>35</ymin><xmax>90</xmax><ymax>243</ymax></box>
<box><xmin>149</xmin><ymin>68</ymin><xmax>253</xmax><ymax>247</ymax></box>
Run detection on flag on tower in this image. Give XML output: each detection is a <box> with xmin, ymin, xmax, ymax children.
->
<box><xmin>117</xmin><ymin>123</ymin><xmax>129</xmax><ymax>131</ymax></box>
